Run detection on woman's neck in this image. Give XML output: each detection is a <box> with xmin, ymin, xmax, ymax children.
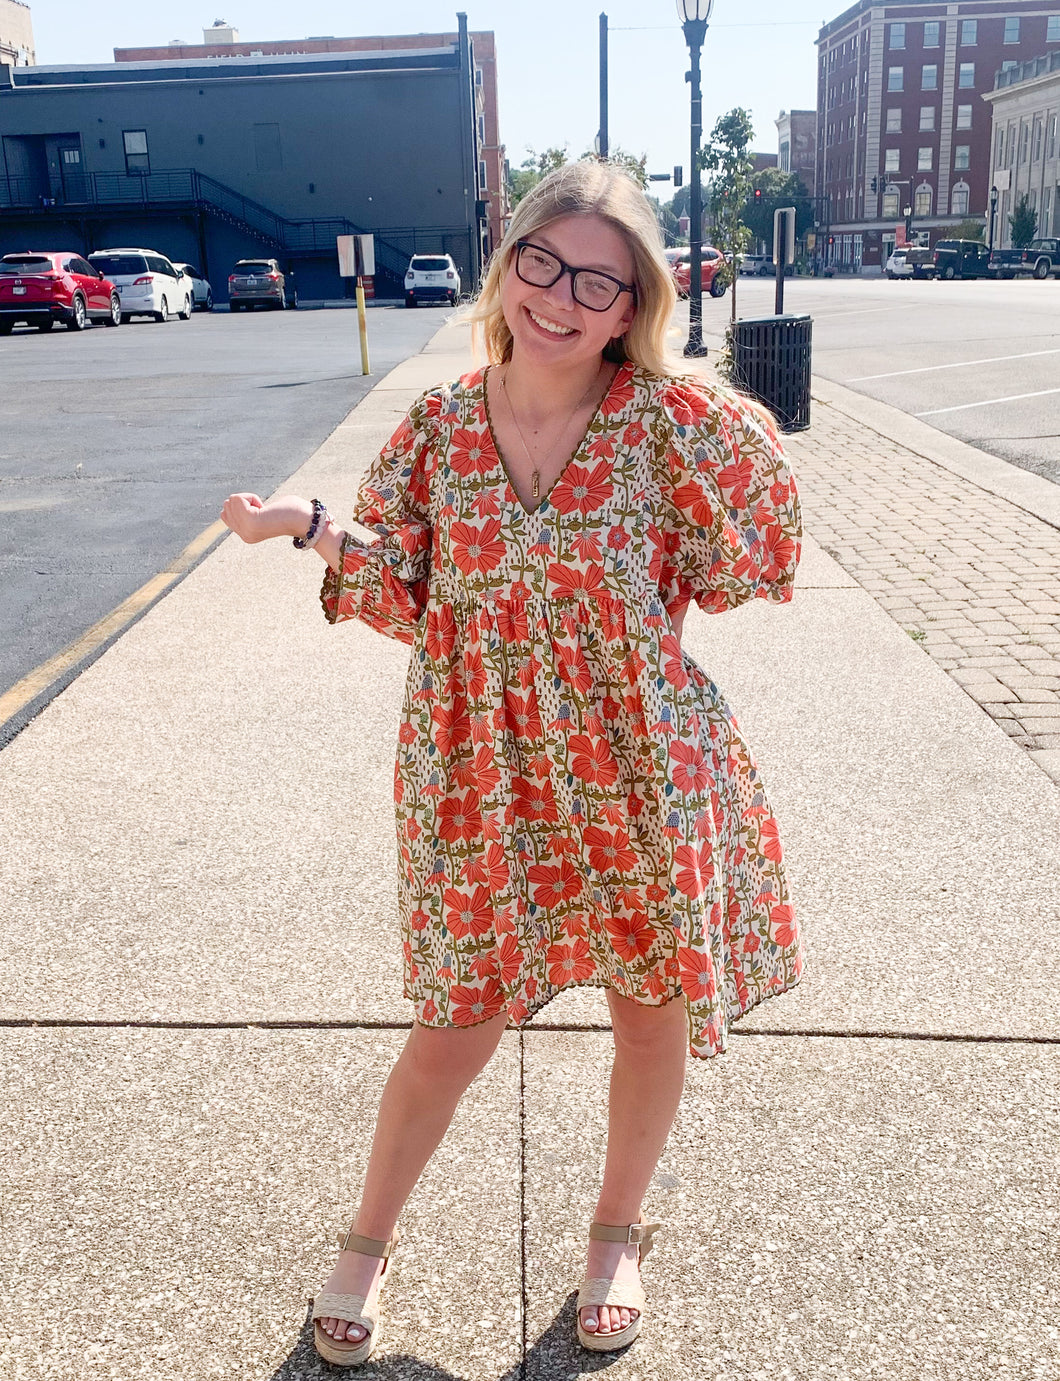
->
<box><xmin>500</xmin><ymin>352</ymin><xmax>612</xmax><ymax>426</ymax></box>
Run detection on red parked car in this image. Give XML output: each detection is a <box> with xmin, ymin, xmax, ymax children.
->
<box><xmin>0</xmin><ymin>251</ymin><xmax>122</xmax><ymax>334</ymax></box>
<box><xmin>668</xmin><ymin>245</ymin><xmax>727</xmax><ymax>298</ymax></box>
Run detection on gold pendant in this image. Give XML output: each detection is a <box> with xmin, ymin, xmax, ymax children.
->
<box><xmin>532</xmin><ymin>469</ymin><xmax>540</xmax><ymax>500</ymax></box>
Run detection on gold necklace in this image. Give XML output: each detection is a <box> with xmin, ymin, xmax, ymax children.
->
<box><xmin>499</xmin><ymin>363</ymin><xmax>605</xmax><ymax>501</ymax></box>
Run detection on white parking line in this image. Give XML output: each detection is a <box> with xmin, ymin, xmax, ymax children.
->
<box><xmin>916</xmin><ymin>387</ymin><xmax>1060</xmax><ymax>417</ymax></box>
<box><xmin>850</xmin><ymin>348</ymin><xmax>1060</xmax><ymax>382</ymax></box>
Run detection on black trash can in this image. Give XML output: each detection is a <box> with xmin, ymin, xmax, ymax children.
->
<box><xmin>731</xmin><ymin>314</ymin><xmax>812</xmax><ymax>432</ymax></box>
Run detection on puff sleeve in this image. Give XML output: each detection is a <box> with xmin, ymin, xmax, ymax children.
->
<box><xmin>319</xmin><ymin>390</ymin><xmax>439</xmax><ymax>643</ymax></box>
<box><xmin>655</xmin><ymin>380</ymin><xmax>801</xmax><ymax>616</ymax></box>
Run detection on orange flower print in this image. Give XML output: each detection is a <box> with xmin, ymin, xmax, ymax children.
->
<box><xmin>597</xmin><ymin>597</ymin><xmax>627</xmax><ymax>641</ymax></box>
<box><xmin>547</xmin><ymin>562</ymin><xmax>606</xmax><ymax>601</ymax></box>
<box><xmin>555</xmin><ymin>645</ymin><xmax>595</xmax><ymax>697</ymax></box>
<box><xmin>546</xmin><ymin>937</ymin><xmax>595</xmax><ymax>985</ymax></box>
<box><xmin>495</xmin><ymin>598</ymin><xmax>529</xmax><ymax>643</ymax></box>
<box><xmin>551</xmin><ymin>460</ymin><xmax>613</xmax><ymax>515</ymax></box>
<box><xmin>767</xmin><ymin>903</ymin><xmax>797</xmax><ymax>948</ymax></box>
<box><xmin>424</xmin><ymin>603</ymin><xmax>457</xmax><ymax>661</ymax></box>
<box><xmin>669</xmin><ymin>741</ymin><xmax>709</xmax><ymax>795</ymax></box>
<box><xmin>512</xmin><ymin>776</ymin><xmax>559</xmax><ymax>823</ymax></box>
<box><xmin>605</xmin><ymin>911</ymin><xmax>658</xmax><ymax>963</ymax></box>
<box><xmin>504</xmin><ymin>687</ymin><xmax>543</xmax><ymax>740</ymax></box>
<box><xmin>716</xmin><ymin>455</ymin><xmax>755</xmax><ymax>508</ymax></box>
<box><xmin>527</xmin><ymin>858</ymin><xmax>583</xmax><ymax>908</ymax></box>
<box><xmin>678</xmin><ymin>946</ymin><xmax>717</xmax><ymax>1002</ymax></box>
<box><xmin>450</xmin><ymin>978</ymin><xmax>505</xmax><ymax>1026</ymax></box>
<box><xmin>450</xmin><ymin>518</ymin><xmax>506</xmax><ymax>576</ymax></box>
<box><xmin>461</xmin><ymin>646</ymin><xmax>487</xmax><ymax>700</ymax></box>
<box><xmin>759</xmin><ymin>519</ymin><xmax>797</xmax><ymax>582</ymax></box>
<box><xmin>672</xmin><ymin>479</ymin><xmax>715</xmax><ymax>529</ymax></box>
<box><xmin>661</xmin><ymin>633</ymin><xmax>689</xmax><ymax>689</ymax></box>
<box><xmin>567</xmin><ymin>734</ymin><xmax>620</xmax><ymax>788</ymax></box>
<box><xmin>571</xmin><ymin>532</ymin><xmax>603</xmax><ymax>564</ymax></box>
<box><xmin>447</xmin><ymin>428</ymin><xmax>494</xmax><ymax>477</ymax></box>
<box><xmin>493</xmin><ymin>932</ymin><xmax>524</xmax><ymax>986</ymax></box>
<box><xmin>443</xmin><ymin>885</ymin><xmax>495</xmax><ymax>940</ymax></box>
<box><xmin>436</xmin><ymin>791</ymin><xmax>483</xmax><ymax>844</ymax></box>
<box><xmin>431</xmin><ymin>698</ymin><xmax>471</xmax><ymax>756</ymax></box>
<box><xmin>673</xmin><ymin>841</ymin><xmax>712</xmax><ymax>898</ymax></box>
<box><xmin>583</xmin><ymin>825</ymin><xmax>638</xmax><ymax>875</ymax></box>
<box><xmin>662</xmin><ymin>384</ymin><xmax>711</xmax><ymax>426</ymax></box>
<box><xmin>759</xmin><ymin>818</ymin><xmax>784</xmax><ymax>864</ymax></box>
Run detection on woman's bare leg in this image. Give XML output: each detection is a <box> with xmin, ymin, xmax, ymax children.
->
<box><xmin>318</xmin><ymin>1011</ymin><xmax>508</xmax><ymax>1343</ymax></box>
<box><xmin>579</xmin><ymin>990</ymin><xmax>687</xmax><ymax>1339</ymax></box>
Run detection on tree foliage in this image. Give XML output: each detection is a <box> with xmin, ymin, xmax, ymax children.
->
<box><xmin>508</xmin><ymin>146</ymin><xmax>648</xmax><ymax>207</ymax></box>
<box><xmin>701</xmin><ymin>108</ymin><xmax>754</xmax><ymax>327</ymax></box>
<box><xmin>950</xmin><ymin>218</ymin><xmax>985</xmax><ymax>242</ymax></box>
<box><xmin>742</xmin><ymin>168</ymin><xmax>814</xmax><ymax>249</ymax></box>
<box><xmin>1009</xmin><ymin>194</ymin><xmax>1037</xmax><ymax>249</ymax></box>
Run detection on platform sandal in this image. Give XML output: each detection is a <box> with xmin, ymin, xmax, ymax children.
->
<box><xmin>576</xmin><ymin>1218</ymin><xmax>663</xmax><ymax>1352</ymax></box>
<box><xmin>311</xmin><ymin>1228</ymin><xmax>398</xmax><ymax>1367</ymax></box>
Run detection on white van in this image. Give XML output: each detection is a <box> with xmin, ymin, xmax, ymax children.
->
<box><xmin>87</xmin><ymin>248</ymin><xmax>192</xmax><ymax>322</ymax></box>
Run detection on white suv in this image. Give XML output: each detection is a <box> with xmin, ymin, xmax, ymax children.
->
<box><xmin>87</xmin><ymin>248</ymin><xmax>192</xmax><ymax>322</ymax></box>
<box><xmin>404</xmin><ymin>254</ymin><xmax>460</xmax><ymax>307</ymax></box>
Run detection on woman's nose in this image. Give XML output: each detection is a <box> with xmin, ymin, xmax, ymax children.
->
<box><xmin>541</xmin><ymin>269</ymin><xmax>576</xmax><ymax>308</ymax></box>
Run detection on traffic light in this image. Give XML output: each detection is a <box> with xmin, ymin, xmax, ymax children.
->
<box><xmin>753</xmin><ymin>188</ymin><xmax>763</xmax><ymax>203</ymax></box>
<box><xmin>828</xmin><ymin>235</ymin><xmax>835</xmax><ymax>245</ymax></box>
<box><xmin>870</xmin><ymin>175</ymin><xmax>878</xmax><ymax>193</ymax></box>
<box><xmin>673</xmin><ymin>165</ymin><xmax>683</xmax><ymax>188</ymax></box>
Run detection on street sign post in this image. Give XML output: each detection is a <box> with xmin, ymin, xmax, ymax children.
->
<box><xmin>337</xmin><ymin>234</ymin><xmax>374</xmax><ymax>376</ymax></box>
<box><xmin>773</xmin><ymin>206</ymin><xmax>796</xmax><ymax>314</ymax></box>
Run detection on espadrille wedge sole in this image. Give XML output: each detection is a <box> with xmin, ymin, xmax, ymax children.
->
<box><xmin>576</xmin><ymin>1219</ymin><xmax>662</xmax><ymax>1353</ymax></box>
<box><xmin>311</xmin><ymin>1229</ymin><xmax>397</xmax><ymax>1367</ymax></box>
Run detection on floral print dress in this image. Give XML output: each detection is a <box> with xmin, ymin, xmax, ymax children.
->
<box><xmin>320</xmin><ymin>362</ymin><xmax>802</xmax><ymax>1058</ymax></box>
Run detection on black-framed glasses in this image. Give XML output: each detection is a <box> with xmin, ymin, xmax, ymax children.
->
<box><xmin>514</xmin><ymin>239</ymin><xmax>635</xmax><ymax>312</ymax></box>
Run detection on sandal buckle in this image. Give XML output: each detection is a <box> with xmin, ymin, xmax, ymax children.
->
<box><xmin>626</xmin><ymin>1224</ymin><xmax>646</xmax><ymax>1245</ymax></box>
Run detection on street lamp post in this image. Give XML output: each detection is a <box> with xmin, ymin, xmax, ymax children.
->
<box><xmin>904</xmin><ymin>203</ymin><xmax>913</xmax><ymax>245</ymax></box>
<box><xmin>988</xmin><ymin>185</ymin><xmax>999</xmax><ymax>251</ymax></box>
<box><xmin>677</xmin><ymin>0</ymin><xmax>714</xmax><ymax>358</ymax></box>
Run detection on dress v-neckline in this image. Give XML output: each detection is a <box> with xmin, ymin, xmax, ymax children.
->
<box><xmin>481</xmin><ymin>361</ymin><xmax>631</xmax><ymax>516</ymax></box>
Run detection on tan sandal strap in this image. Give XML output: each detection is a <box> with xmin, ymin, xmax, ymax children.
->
<box><xmin>311</xmin><ymin>1292</ymin><xmax>376</xmax><ymax>1330</ymax></box>
<box><xmin>588</xmin><ymin>1220</ymin><xmax>663</xmax><ymax>1259</ymax></box>
<box><xmin>577</xmin><ymin>1277</ymin><xmax>646</xmax><ymax>1314</ymax></box>
<box><xmin>335</xmin><ymin>1229</ymin><xmax>394</xmax><ymax>1258</ymax></box>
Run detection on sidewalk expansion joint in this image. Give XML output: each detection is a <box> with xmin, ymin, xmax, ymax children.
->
<box><xmin>517</xmin><ymin>1030</ymin><xmax>528</xmax><ymax>1381</ymax></box>
<box><xmin>0</xmin><ymin>1018</ymin><xmax>1056</xmax><ymax>1045</ymax></box>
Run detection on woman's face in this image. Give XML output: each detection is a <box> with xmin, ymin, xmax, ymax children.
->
<box><xmin>500</xmin><ymin>213</ymin><xmax>638</xmax><ymax>372</ymax></box>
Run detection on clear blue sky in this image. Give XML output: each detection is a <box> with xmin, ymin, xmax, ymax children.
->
<box><xmin>29</xmin><ymin>1</ymin><xmax>823</xmax><ymax>178</ymax></box>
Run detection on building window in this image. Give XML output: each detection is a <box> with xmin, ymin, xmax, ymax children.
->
<box><xmin>885</xmin><ymin>148</ymin><xmax>901</xmax><ymax>172</ymax></box>
<box><xmin>1044</xmin><ymin>187</ymin><xmax>1054</xmax><ymax>234</ymax></box>
<box><xmin>1003</xmin><ymin>17</ymin><xmax>1020</xmax><ymax>44</ymax></box>
<box><xmin>918</xmin><ymin>147</ymin><xmax>933</xmax><ymax>171</ymax></box>
<box><xmin>1019</xmin><ymin>123</ymin><xmax>1030</xmax><ymax>162</ymax></box>
<box><xmin>1049</xmin><ymin>16</ymin><xmax>1060</xmax><ymax>42</ymax></box>
<box><xmin>1032</xmin><ymin>117</ymin><xmax>1043</xmax><ymax>161</ymax></box>
<box><xmin>883</xmin><ymin>189</ymin><xmax>900</xmax><ymax>217</ymax></box>
<box><xmin>956</xmin><ymin>104</ymin><xmax>973</xmax><ymax>130</ymax></box>
<box><xmin>888</xmin><ymin>66</ymin><xmax>904</xmax><ymax>91</ymax></box>
<box><xmin>1007</xmin><ymin>126</ymin><xmax>1016</xmax><ymax>164</ymax></box>
<box><xmin>951</xmin><ymin>182</ymin><xmax>970</xmax><ymax>216</ymax></box>
<box><xmin>922</xmin><ymin>65</ymin><xmax>938</xmax><ymax>91</ymax></box>
<box><xmin>954</xmin><ymin>145</ymin><xmax>970</xmax><ymax>170</ymax></box>
<box><xmin>889</xmin><ymin>22</ymin><xmax>905</xmax><ymax>48</ymax></box>
<box><xmin>995</xmin><ymin>128</ymin><xmax>1005</xmax><ymax>166</ymax></box>
<box><xmin>958</xmin><ymin>63</ymin><xmax>974</xmax><ymax>88</ymax></box>
<box><xmin>886</xmin><ymin>107</ymin><xmax>902</xmax><ymax>133</ymax></box>
<box><xmin>915</xmin><ymin>185</ymin><xmax>932</xmax><ymax>216</ymax></box>
<box><xmin>122</xmin><ymin>129</ymin><xmax>149</xmax><ymax>173</ymax></box>
<box><xmin>920</xmin><ymin>107</ymin><xmax>936</xmax><ymax>132</ymax></box>
<box><xmin>1002</xmin><ymin>59</ymin><xmax>1018</xmax><ymax>74</ymax></box>
<box><xmin>924</xmin><ymin>21</ymin><xmax>940</xmax><ymax>47</ymax></box>
<box><xmin>960</xmin><ymin>19</ymin><xmax>977</xmax><ymax>45</ymax></box>
<box><xmin>1048</xmin><ymin>114</ymin><xmax>1058</xmax><ymax>159</ymax></box>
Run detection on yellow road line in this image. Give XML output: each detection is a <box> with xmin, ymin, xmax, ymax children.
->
<box><xmin>0</xmin><ymin>519</ymin><xmax>228</xmax><ymax>730</ymax></box>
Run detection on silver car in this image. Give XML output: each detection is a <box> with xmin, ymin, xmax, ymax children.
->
<box><xmin>228</xmin><ymin>258</ymin><xmax>297</xmax><ymax>311</ymax></box>
<box><xmin>172</xmin><ymin>263</ymin><xmax>213</xmax><ymax>311</ymax></box>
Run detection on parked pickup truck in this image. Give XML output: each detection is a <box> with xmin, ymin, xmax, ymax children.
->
<box><xmin>987</xmin><ymin>247</ymin><xmax>1024</xmax><ymax>278</ymax></box>
<box><xmin>933</xmin><ymin>239</ymin><xmax>992</xmax><ymax>279</ymax></box>
<box><xmin>1018</xmin><ymin>238</ymin><xmax>1060</xmax><ymax>279</ymax></box>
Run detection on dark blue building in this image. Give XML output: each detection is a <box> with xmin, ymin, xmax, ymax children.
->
<box><xmin>0</xmin><ymin>14</ymin><xmax>485</xmax><ymax>300</ymax></box>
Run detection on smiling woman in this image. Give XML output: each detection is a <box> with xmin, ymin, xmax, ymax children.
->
<box><xmin>220</xmin><ymin>157</ymin><xmax>802</xmax><ymax>1367</ymax></box>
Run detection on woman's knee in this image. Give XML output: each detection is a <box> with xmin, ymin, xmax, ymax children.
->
<box><xmin>403</xmin><ymin>1012</ymin><xmax>507</xmax><ymax>1090</ymax></box>
<box><xmin>606</xmin><ymin>990</ymin><xmax>688</xmax><ymax>1059</ymax></box>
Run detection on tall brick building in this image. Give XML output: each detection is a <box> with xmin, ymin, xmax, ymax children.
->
<box><xmin>816</xmin><ymin>0</ymin><xmax>1060</xmax><ymax>271</ymax></box>
<box><xmin>0</xmin><ymin>0</ymin><xmax>34</xmax><ymax>67</ymax></box>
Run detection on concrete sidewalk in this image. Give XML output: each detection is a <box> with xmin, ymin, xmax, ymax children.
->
<box><xmin>1</xmin><ymin>319</ymin><xmax>1057</xmax><ymax>1381</ymax></box>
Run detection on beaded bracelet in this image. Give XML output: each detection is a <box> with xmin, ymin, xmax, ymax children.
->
<box><xmin>293</xmin><ymin>498</ymin><xmax>331</xmax><ymax>550</ymax></box>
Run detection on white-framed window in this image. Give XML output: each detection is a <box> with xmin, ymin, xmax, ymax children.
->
<box><xmin>886</xmin><ymin>107</ymin><xmax>902</xmax><ymax>133</ymax></box>
<box><xmin>918</xmin><ymin>147</ymin><xmax>933</xmax><ymax>171</ymax></box>
<box><xmin>959</xmin><ymin>63</ymin><xmax>975</xmax><ymax>89</ymax></box>
<box><xmin>924</xmin><ymin>21</ymin><xmax>940</xmax><ymax>47</ymax></box>
<box><xmin>883</xmin><ymin>189</ymin><xmax>900</xmax><ymax>217</ymax></box>
<box><xmin>888</xmin><ymin>66</ymin><xmax>904</xmax><ymax>91</ymax></box>
<box><xmin>885</xmin><ymin>148</ymin><xmax>901</xmax><ymax>172</ymax></box>
<box><xmin>954</xmin><ymin>145</ymin><xmax>970</xmax><ymax>170</ymax></box>
<box><xmin>951</xmin><ymin>183</ymin><xmax>970</xmax><ymax>216</ymax></box>
<box><xmin>1019</xmin><ymin>123</ymin><xmax>1030</xmax><ymax>162</ymax></box>
<box><xmin>1044</xmin><ymin>187</ymin><xmax>1054</xmax><ymax>234</ymax></box>
<box><xmin>1049</xmin><ymin>16</ymin><xmax>1060</xmax><ymax>42</ymax></box>
<box><xmin>1004</xmin><ymin>17</ymin><xmax>1020</xmax><ymax>44</ymax></box>
<box><xmin>915</xmin><ymin>184</ymin><xmax>932</xmax><ymax>216</ymax></box>
<box><xmin>1007</xmin><ymin>126</ymin><xmax>1016</xmax><ymax>164</ymax></box>
<box><xmin>956</xmin><ymin>105</ymin><xmax>973</xmax><ymax>130</ymax></box>
<box><xmin>122</xmin><ymin>129</ymin><xmax>149</xmax><ymax>173</ymax></box>
<box><xmin>922</xmin><ymin>65</ymin><xmax>938</xmax><ymax>90</ymax></box>
<box><xmin>1048</xmin><ymin>114</ymin><xmax>1058</xmax><ymax>159</ymax></box>
<box><xmin>920</xmin><ymin>106</ymin><xmax>936</xmax><ymax>131</ymax></box>
<box><xmin>1002</xmin><ymin>60</ymin><xmax>1018</xmax><ymax>74</ymax></box>
<box><xmin>1032</xmin><ymin>117</ymin><xmax>1043</xmax><ymax>161</ymax></box>
<box><xmin>960</xmin><ymin>19</ymin><xmax>977</xmax><ymax>45</ymax></box>
<box><xmin>995</xmin><ymin>128</ymin><xmax>1005</xmax><ymax>166</ymax></box>
<box><xmin>889</xmin><ymin>22</ymin><xmax>906</xmax><ymax>48</ymax></box>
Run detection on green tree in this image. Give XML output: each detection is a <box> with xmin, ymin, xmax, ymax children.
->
<box><xmin>1009</xmin><ymin>193</ymin><xmax>1037</xmax><ymax>248</ymax></box>
<box><xmin>702</xmin><ymin>107</ymin><xmax>754</xmax><ymax>330</ymax></box>
<box><xmin>586</xmin><ymin>147</ymin><xmax>649</xmax><ymax>191</ymax></box>
<box><xmin>742</xmin><ymin>168</ymin><xmax>814</xmax><ymax>251</ymax></box>
<box><xmin>509</xmin><ymin>146</ymin><xmax>569</xmax><ymax>206</ymax></box>
<box><xmin>951</xmin><ymin>217</ymin><xmax>985</xmax><ymax>242</ymax></box>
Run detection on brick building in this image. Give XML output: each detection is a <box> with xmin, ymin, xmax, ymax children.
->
<box><xmin>0</xmin><ymin>0</ymin><xmax>34</xmax><ymax>68</ymax></box>
<box><xmin>113</xmin><ymin>21</ymin><xmax>509</xmax><ymax>255</ymax></box>
<box><xmin>816</xmin><ymin>0</ymin><xmax>1060</xmax><ymax>271</ymax></box>
<box><xmin>775</xmin><ymin>109</ymin><xmax>817</xmax><ymax>184</ymax></box>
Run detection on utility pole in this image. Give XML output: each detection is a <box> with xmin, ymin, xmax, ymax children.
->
<box><xmin>598</xmin><ymin>14</ymin><xmax>608</xmax><ymax>161</ymax></box>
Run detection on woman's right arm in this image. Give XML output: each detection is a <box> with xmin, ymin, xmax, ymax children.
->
<box><xmin>220</xmin><ymin>492</ymin><xmax>347</xmax><ymax>570</ymax></box>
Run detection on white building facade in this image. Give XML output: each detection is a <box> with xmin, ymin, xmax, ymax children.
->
<box><xmin>982</xmin><ymin>50</ymin><xmax>1060</xmax><ymax>243</ymax></box>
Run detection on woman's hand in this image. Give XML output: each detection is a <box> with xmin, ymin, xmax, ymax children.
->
<box><xmin>221</xmin><ymin>493</ymin><xmax>312</xmax><ymax>544</ymax></box>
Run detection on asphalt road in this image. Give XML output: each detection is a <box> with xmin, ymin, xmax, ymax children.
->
<box><xmin>695</xmin><ymin>274</ymin><xmax>1060</xmax><ymax>484</ymax></box>
<box><xmin>0</xmin><ymin>303</ymin><xmax>446</xmax><ymax>725</ymax></box>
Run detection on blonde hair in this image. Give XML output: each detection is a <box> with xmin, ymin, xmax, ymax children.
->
<box><xmin>465</xmin><ymin>159</ymin><xmax>688</xmax><ymax>377</ymax></box>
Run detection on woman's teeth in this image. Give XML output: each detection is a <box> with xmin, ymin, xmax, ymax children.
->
<box><xmin>528</xmin><ymin>309</ymin><xmax>575</xmax><ymax>336</ymax></box>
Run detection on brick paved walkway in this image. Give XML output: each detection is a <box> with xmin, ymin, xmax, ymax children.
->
<box><xmin>782</xmin><ymin>401</ymin><xmax>1060</xmax><ymax>785</ymax></box>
